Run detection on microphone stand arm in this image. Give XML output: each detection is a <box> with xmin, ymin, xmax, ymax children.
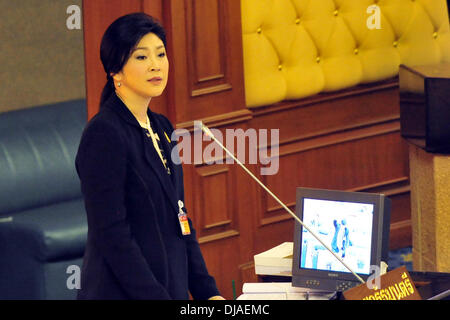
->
<box><xmin>199</xmin><ymin>122</ymin><xmax>365</xmax><ymax>284</ymax></box>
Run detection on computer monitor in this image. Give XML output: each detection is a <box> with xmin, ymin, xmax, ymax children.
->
<box><xmin>292</xmin><ymin>187</ymin><xmax>391</xmax><ymax>292</ymax></box>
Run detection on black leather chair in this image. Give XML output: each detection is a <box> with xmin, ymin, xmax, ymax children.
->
<box><xmin>0</xmin><ymin>100</ymin><xmax>87</xmax><ymax>299</ymax></box>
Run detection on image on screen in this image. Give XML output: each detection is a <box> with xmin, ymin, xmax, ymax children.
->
<box><xmin>300</xmin><ymin>198</ymin><xmax>374</xmax><ymax>275</ymax></box>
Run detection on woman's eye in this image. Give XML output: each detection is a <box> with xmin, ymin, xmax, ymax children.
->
<box><xmin>158</xmin><ymin>52</ymin><xmax>166</xmax><ymax>58</ymax></box>
<box><xmin>136</xmin><ymin>55</ymin><xmax>147</xmax><ymax>60</ymax></box>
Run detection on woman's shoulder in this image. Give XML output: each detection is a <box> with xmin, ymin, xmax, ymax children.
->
<box><xmin>80</xmin><ymin>109</ymin><xmax>125</xmax><ymax>145</ymax></box>
<box><xmin>84</xmin><ymin>108</ymin><xmax>122</xmax><ymax>133</ymax></box>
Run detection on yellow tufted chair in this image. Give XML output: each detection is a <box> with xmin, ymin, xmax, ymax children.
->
<box><xmin>241</xmin><ymin>0</ymin><xmax>450</xmax><ymax>107</ymax></box>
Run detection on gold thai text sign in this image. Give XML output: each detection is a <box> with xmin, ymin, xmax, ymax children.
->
<box><xmin>343</xmin><ymin>266</ymin><xmax>422</xmax><ymax>300</ymax></box>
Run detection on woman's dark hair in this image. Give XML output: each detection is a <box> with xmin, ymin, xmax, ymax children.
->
<box><xmin>99</xmin><ymin>13</ymin><xmax>167</xmax><ymax>107</ymax></box>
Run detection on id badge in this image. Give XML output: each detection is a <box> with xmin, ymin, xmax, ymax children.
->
<box><xmin>178</xmin><ymin>200</ymin><xmax>191</xmax><ymax>236</ymax></box>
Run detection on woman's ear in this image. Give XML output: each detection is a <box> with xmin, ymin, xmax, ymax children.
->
<box><xmin>112</xmin><ymin>72</ymin><xmax>122</xmax><ymax>82</ymax></box>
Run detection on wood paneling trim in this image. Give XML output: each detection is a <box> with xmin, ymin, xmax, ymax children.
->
<box><xmin>238</xmin><ymin>261</ymin><xmax>258</xmax><ymax>294</ymax></box>
<box><xmin>198</xmin><ymin>230</ymin><xmax>240</xmax><ymax>244</ymax></box>
<box><xmin>391</xmin><ymin>219</ymin><xmax>411</xmax><ymax>233</ymax></box>
<box><xmin>348</xmin><ymin>176</ymin><xmax>410</xmax><ymax>195</ymax></box>
<box><xmin>250</xmin><ymin>79</ymin><xmax>399</xmax><ymax>117</ymax></box>
<box><xmin>176</xmin><ymin>108</ymin><xmax>252</xmax><ymax>131</ymax></box>
<box><xmin>260</xmin><ymin>212</ymin><xmax>293</xmax><ymax>227</ymax></box>
<box><xmin>191</xmin><ymin>84</ymin><xmax>233</xmax><ymax>97</ymax></box>
<box><xmin>277</xmin><ymin>116</ymin><xmax>399</xmax><ymax>148</ymax></box>
<box><xmin>205</xmin><ymin>220</ymin><xmax>232</xmax><ymax>229</ymax></box>
<box><xmin>274</xmin><ymin>120</ymin><xmax>400</xmax><ymax>158</ymax></box>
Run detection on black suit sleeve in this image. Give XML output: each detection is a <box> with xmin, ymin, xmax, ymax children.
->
<box><xmin>184</xmin><ymin>218</ymin><xmax>221</xmax><ymax>300</ymax></box>
<box><xmin>76</xmin><ymin>120</ymin><xmax>171</xmax><ymax>299</ymax></box>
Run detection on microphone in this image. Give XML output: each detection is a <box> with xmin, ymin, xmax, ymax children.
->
<box><xmin>197</xmin><ymin>122</ymin><xmax>365</xmax><ymax>284</ymax></box>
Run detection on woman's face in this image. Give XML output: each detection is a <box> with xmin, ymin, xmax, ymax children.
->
<box><xmin>114</xmin><ymin>32</ymin><xmax>169</xmax><ymax>99</ymax></box>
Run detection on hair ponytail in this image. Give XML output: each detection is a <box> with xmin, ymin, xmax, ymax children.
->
<box><xmin>100</xmin><ymin>76</ymin><xmax>115</xmax><ymax>108</ymax></box>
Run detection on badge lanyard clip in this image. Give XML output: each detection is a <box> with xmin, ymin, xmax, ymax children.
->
<box><xmin>177</xmin><ymin>200</ymin><xmax>191</xmax><ymax>236</ymax></box>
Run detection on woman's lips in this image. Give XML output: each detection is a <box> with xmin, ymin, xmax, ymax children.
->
<box><xmin>148</xmin><ymin>77</ymin><xmax>162</xmax><ymax>83</ymax></box>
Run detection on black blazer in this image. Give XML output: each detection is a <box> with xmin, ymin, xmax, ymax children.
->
<box><xmin>75</xmin><ymin>93</ymin><xmax>219</xmax><ymax>300</ymax></box>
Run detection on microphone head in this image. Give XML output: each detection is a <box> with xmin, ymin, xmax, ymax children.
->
<box><xmin>196</xmin><ymin>121</ymin><xmax>214</xmax><ymax>139</ymax></box>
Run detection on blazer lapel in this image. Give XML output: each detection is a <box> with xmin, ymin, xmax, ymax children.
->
<box><xmin>149</xmin><ymin>114</ymin><xmax>184</xmax><ymax>202</ymax></box>
<box><xmin>105</xmin><ymin>94</ymin><xmax>180</xmax><ymax>214</ymax></box>
<box><xmin>141</xmin><ymin>117</ymin><xmax>181</xmax><ymax>216</ymax></box>
<box><xmin>141</xmin><ymin>134</ymin><xmax>179</xmax><ymax>214</ymax></box>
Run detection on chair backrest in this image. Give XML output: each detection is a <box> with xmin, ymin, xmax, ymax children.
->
<box><xmin>0</xmin><ymin>100</ymin><xmax>87</xmax><ymax>215</ymax></box>
<box><xmin>241</xmin><ymin>0</ymin><xmax>450</xmax><ymax>107</ymax></box>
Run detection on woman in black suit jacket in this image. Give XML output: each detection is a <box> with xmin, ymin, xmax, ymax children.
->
<box><xmin>75</xmin><ymin>13</ymin><xmax>222</xmax><ymax>300</ymax></box>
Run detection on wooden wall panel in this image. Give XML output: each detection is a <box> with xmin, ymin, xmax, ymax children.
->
<box><xmin>198</xmin><ymin>233</ymin><xmax>242</xmax><ymax>299</ymax></box>
<box><xmin>185</xmin><ymin>0</ymin><xmax>233</xmax><ymax>97</ymax></box>
<box><xmin>142</xmin><ymin>0</ymin><xmax>163</xmax><ymax>19</ymax></box>
<box><xmin>163</xmin><ymin>0</ymin><xmax>246</xmax><ymax>122</ymax></box>
<box><xmin>250</xmin><ymin>81</ymin><xmax>400</xmax><ymax>142</ymax></box>
<box><xmin>193</xmin><ymin>164</ymin><xmax>240</xmax><ymax>243</ymax></box>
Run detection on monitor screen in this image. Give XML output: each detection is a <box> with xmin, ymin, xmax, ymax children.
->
<box><xmin>292</xmin><ymin>188</ymin><xmax>391</xmax><ymax>292</ymax></box>
<box><xmin>301</xmin><ymin>198</ymin><xmax>374</xmax><ymax>275</ymax></box>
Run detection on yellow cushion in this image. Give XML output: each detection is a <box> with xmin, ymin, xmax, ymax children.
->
<box><xmin>241</xmin><ymin>0</ymin><xmax>450</xmax><ymax>107</ymax></box>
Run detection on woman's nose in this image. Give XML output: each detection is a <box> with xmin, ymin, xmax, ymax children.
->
<box><xmin>148</xmin><ymin>57</ymin><xmax>160</xmax><ymax>71</ymax></box>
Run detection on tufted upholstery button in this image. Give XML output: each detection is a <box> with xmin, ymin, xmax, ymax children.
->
<box><xmin>433</xmin><ymin>32</ymin><xmax>438</xmax><ymax>39</ymax></box>
<box><xmin>278</xmin><ymin>64</ymin><xmax>283</xmax><ymax>71</ymax></box>
<box><xmin>316</xmin><ymin>56</ymin><xmax>321</xmax><ymax>63</ymax></box>
<box><xmin>393</xmin><ymin>41</ymin><xmax>399</xmax><ymax>47</ymax></box>
<box><xmin>354</xmin><ymin>48</ymin><xmax>359</xmax><ymax>55</ymax></box>
<box><xmin>334</xmin><ymin>10</ymin><xmax>339</xmax><ymax>16</ymax></box>
<box><xmin>295</xmin><ymin>18</ymin><xmax>301</xmax><ymax>25</ymax></box>
<box><xmin>257</xmin><ymin>27</ymin><xmax>262</xmax><ymax>34</ymax></box>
